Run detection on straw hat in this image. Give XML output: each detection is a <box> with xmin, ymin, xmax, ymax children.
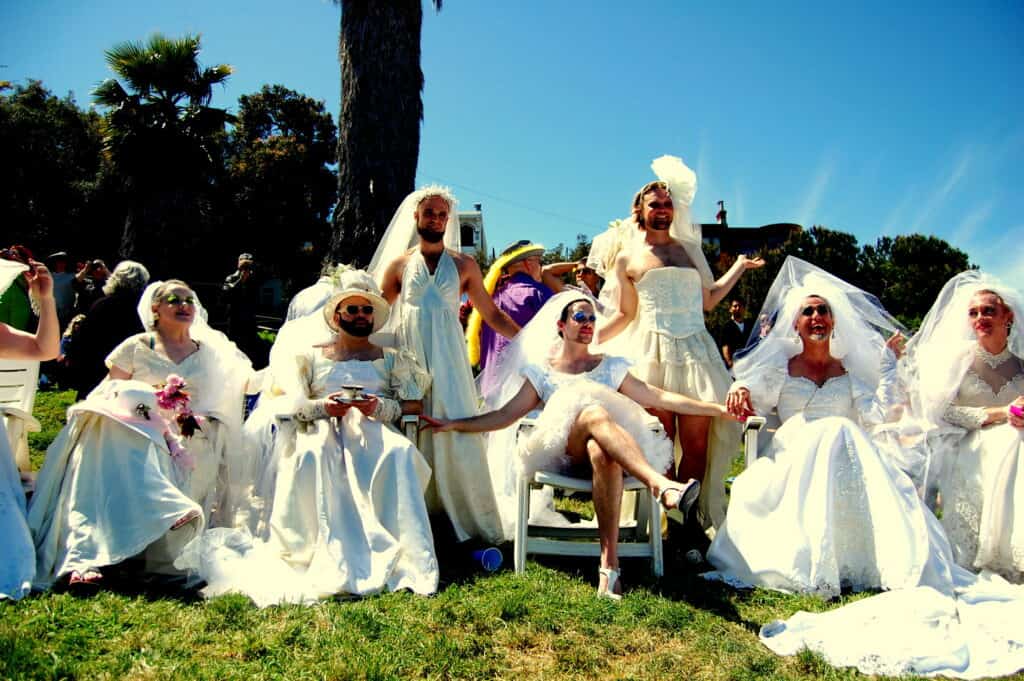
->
<box><xmin>322</xmin><ymin>268</ymin><xmax>391</xmax><ymax>334</ymax></box>
<box><xmin>69</xmin><ymin>380</ymin><xmax>171</xmax><ymax>447</ymax></box>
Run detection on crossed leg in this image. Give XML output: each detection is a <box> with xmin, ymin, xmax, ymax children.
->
<box><xmin>565</xmin><ymin>404</ymin><xmax>692</xmax><ymax>596</ymax></box>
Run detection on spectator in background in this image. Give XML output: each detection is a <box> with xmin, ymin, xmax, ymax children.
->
<box><xmin>66</xmin><ymin>260</ymin><xmax>150</xmax><ymax>398</ymax></box>
<box><xmin>222</xmin><ymin>252</ymin><xmax>264</xmax><ymax>366</ymax></box>
<box><xmin>47</xmin><ymin>252</ymin><xmax>76</xmax><ymax>330</ymax></box>
<box><xmin>574</xmin><ymin>263</ymin><xmax>604</xmax><ymax>296</ymax></box>
<box><xmin>0</xmin><ymin>246</ymin><xmax>35</xmax><ymax>331</ymax></box>
<box><xmin>73</xmin><ymin>259</ymin><xmax>110</xmax><ymax>315</ymax></box>
<box><xmin>718</xmin><ymin>298</ymin><xmax>750</xmax><ymax>369</ymax></box>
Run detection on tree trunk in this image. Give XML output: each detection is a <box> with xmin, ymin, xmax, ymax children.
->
<box><xmin>331</xmin><ymin>0</ymin><xmax>425</xmax><ymax>268</ymax></box>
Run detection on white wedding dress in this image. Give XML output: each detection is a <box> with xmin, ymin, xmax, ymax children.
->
<box><xmin>396</xmin><ymin>251</ymin><xmax>502</xmax><ymax>542</ymax></box>
<box><xmin>177</xmin><ymin>349</ymin><xmax>438</xmax><ymax>607</ymax></box>
<box><xmin>516</xmin><ymin>356</ymin><xmax>673</xmax><ymax>476</ymax></box>
<box><xmin>939</xmin><ymin>345</ymin><xmax>1024</xmax><ymax>582</ymax></box>
<box><xmin>707</xmin><ymin>360</ymin><xmax>1024</xmax><ymax>678</ymax></box>
<box><xmin>627</xmin><ymin>267</ymin><xmax>740</xmax><ymax>530</ymax></box>
<box><xmin>1</xmin><ymin>417</ymin><xmax>34</xmax><ymax>599</ymax></box>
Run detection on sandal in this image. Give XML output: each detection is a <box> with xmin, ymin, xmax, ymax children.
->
<box><xmin>597</xmin><ymin>567</ymin><xmax>623</xmax><ymax>601</ymax></box>
<box><xmin>658</xmin><ymin>479</ymin><xmax>701</xmax><ymax>523</ymax></box>
<box><xmin>171</xmin><ymin>509</ymin><xmax>201</xmax><ymax>531</ymax></box>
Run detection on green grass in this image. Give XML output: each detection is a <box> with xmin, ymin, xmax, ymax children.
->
<box><xmin>4</xmin><ymin>391</ymin><xmax>1021</xmax><ymax>680</ymax></box>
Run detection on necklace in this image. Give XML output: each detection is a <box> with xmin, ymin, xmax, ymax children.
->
<box><xmin>976</xmin><ymin>344</ymin><xmax>1011</xmax><ymax>369</ymax></box>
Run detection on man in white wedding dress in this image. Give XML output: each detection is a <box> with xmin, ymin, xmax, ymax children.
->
<box><xmin>423</xmin><ymin>291</ymin><xmax>741</xmax><ymax>598</ymax></box>
<box><xmin>370</xmin><ymin>186</ymin><xmax>519</xmax><ymax>543</ymax></box>
<box><xmin>596</xmin><ymin>156</ymin><xmax>763</xmax><ymax>532</ymax></box>
<box><xmin>177</xmin><ymin>269</ymin><xmax>438</xmax><ymax>606</ymax></box>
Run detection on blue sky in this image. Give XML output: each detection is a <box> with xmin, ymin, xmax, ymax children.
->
<box><xmin>4</xmin><ymin>1</ymin><xmax>1022</xmax><ymax>283</ymax></box>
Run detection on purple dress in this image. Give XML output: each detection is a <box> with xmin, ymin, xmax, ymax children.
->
<box><xmin>479</xmin><ymin>273</ymin><xmax>552</xmax><ymax>396</ymax></box>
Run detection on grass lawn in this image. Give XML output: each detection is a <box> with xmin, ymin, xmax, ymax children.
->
<box><xmin>3</xmin><ymin>390</ymin><xmax>1020</xmax><ymax>680</ymax></box>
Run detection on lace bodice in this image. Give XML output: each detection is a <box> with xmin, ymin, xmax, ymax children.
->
<box><xmin>634</xmin><ymin>267</ymin><xmax>706</xmax><ymax>338</ymax></box>
<box><xmin>943</xmin><ymin>346</ymin><xmax>1024</xmax><ymax>429</ymax></box>
<box><xmin>401</xmin><ymin>250</ymin><xmax>461</xmax><ymax>311</ymax></box>
<box><xmin>522</xmin><ymin>356</ymin><xmax>632</xmax><ymax>404</ymax></box>
<box><xmin>740</xmin><ymin>353</ymin><xmax>899</xmax><ymax>427</ymax></box>
<box><xmin>106</xmin><ymin>333</ymin><xmax>213</xmax><ymax>407</ymax></box>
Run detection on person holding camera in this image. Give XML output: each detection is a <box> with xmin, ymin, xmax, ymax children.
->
<box><xmin>222</xmin><ymin>253</ymin><xmax>263</xmax><ymax>366</ymax></box>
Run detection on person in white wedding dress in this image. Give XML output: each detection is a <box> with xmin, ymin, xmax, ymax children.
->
<box><xmin>29</xmin><ymin>280</ymin><xmax>251</xmax><ymax>588</ymax></box>
<box><xmin>593</xmin><ymin>156</ymin><xmax>763</xmax><ymax>533</ymax></box>
<box><xmin>371</xmin><ymin>186</ymin><xmax>519</xmax><ymax>543</ymax></box>
<box><xmin>708</xmin><ymin>258</ymin><xmax>1024</xmax><ymax>680</ymax></box>
<box><xmin>0</xmin><ymin>258</ymin><xmax>58</xmax><ymax>600</ymax></box>
<box><xmin>423</xmin><ymin>292</ymin><xmax>741</xmax><ymax>599</ymax></box>
<box><xmin>176</xmin><ymin>269</ymin><xmax>438</xmax><ymax>606</ymax></box>
<box><xmin>906</xmin><ymin>271</ymin><xmax>1024</xmax><ymax>583</ymax></box>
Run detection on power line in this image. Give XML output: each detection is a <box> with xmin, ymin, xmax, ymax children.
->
<box><xmin>420</xmin><ymin>174</ymin><xmax>608</xmax><ymax>233</ymax></box>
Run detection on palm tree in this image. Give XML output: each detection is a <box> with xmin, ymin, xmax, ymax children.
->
<box><xmin>93</xmin><ymin>34</ymin><xmax>233</xmax><ymax>276</ymax></box>
<box><xmin>330</xmin><ymin>0</ymin><xmax>442</xmax><ymax>267</ymax></box>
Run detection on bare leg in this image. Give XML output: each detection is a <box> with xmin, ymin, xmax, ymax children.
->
<box><xmin>587</xmin><ymin>439</ymin><xmax>624</xmax><ymax>594</ymax></box>
<box><xmin>566</xmin><ymin>405</ymin><xmax>673</xmax><ymax>494</ymax></box>
<box><xmin>676</xmin><ymin>414</ymin><xmax>710</xmax><ymax>486</ymax></box>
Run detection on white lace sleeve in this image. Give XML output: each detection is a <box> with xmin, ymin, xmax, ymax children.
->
<box><xmin>604</xmin><ymin>356</ymin><xmax>632</xmax><ymax>390</ymax></box>
<box><xmin>852</xmin><ymin>348</ymin><xmax>904</xmax><ymax>426</ymax></box>
<box><xmin>942</xmin><ymin>404</ymin><xmax>988</xmax><ymax>430</ymax></box>
<box><xmin>105</xmin><ymin>333</ymin><xmax>144</xmax><ymax>373</ymax></box>
<box><xmin>734</xmin><ymin>365</ymin><xmax>786</xmax><ymax>415</ymax></box>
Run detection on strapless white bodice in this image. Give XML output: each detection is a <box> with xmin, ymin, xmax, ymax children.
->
<box><xmin>635</xmin><ymin>267</ymin><xmax>705</xmax><ymax>338</ymax></box>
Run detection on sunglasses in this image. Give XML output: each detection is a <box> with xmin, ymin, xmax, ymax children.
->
<box><xmin>967</xmin><ymin>305</ymin><xmax>999</xmax><ymax>319</ymax></box>
<box><xmin>164</xmin><ymin>294</ymin><xmax>196</xmax><ymax>306</ymax></box>
<box><xmin>571</xmin><ymin>311</ymin><xmax>597</xmax><ymax>324</ymax></box>
<box><xmin>341</xmin><ymin>304</ymin><xmax>375</xmax><ymax>316</ymax></box>
<box><xmin>800</xmin><ymin>304</ymin><xmax>831</xmax><ymax>317</ymax></box>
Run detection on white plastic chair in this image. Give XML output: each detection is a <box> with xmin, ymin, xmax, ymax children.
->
<box><xmin>0</xmin><ymin>359</ymin><xmax>41</xmax><ymax>471</ymax></box>
<box><xmin>742</xmin><ymin>416</ymin><xmax>768</xmax><ymax>468</ymax></box>
<box><xmin>512</xmin><ymin>418</ymin><xmax>665</xmax><ymax>577</ymax></box>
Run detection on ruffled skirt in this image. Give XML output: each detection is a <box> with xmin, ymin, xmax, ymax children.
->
<box><xmin>518</xmin><ymin>381</ymin><xmax>673</xmax><ymax>477</ymax></box>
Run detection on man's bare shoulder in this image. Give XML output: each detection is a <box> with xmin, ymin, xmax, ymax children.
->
<box><xmin>448</xmin><ymin>249</ymin><xmax>482</xmax><ymax>275</ymax></box>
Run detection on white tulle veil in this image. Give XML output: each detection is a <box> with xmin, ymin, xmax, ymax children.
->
<box><xmin>137</xmin><ymin>280</ymin><xmax>254</xmax><ymax>525</ymax></box>
<box><xmin>367</xmin><ymin>185</ymin><xmax>462</xmax><ymax>279</ymax></box>
<box><xmin>733</xmin><ymin>256</ymin><xmax>906</xmax><ymax>390</ymax></box>
<box><xmin>0</xmin><ymin>259</ymin><xmax>28</xmax><ymax>297</ymax></box>
<box><xmin>904</xmin><ymin>270</ymin><xmax>1024</xmax><ymax>425</ymax></box>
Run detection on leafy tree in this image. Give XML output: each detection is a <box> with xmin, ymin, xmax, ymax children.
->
<box><xmin>93</xmin><ymin>33</ymin><xmax>234</xmax><ymax>277</ymax></box>
<box><xmin>330</xmin><ymin>0</ymin><xmax>443</xmax><ymax>267</ymax></box>
<box><xmin>860</xmin><ymin>234</ymin><xmax>972</xmax><ymax>330</ymax></box>
<box><xmin>227</xmin><ymin>85</ymin><xmax>338</xmax><ymax>292</ymax></box>
<box><xmin>0</xmin><ymin>81</ymin><xmax>104</xmax><ymax>252</ymax></box>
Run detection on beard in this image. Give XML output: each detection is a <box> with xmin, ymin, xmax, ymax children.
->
<box><xmin>338</xmin><ymin>318</ymin><xmax>374</xmax><ymax>337</ymax></box>
<box><xmin>647</xmin><ymin>216</ymin><xmax>672</xmax><ymax>231</ymax></box>
<box><xmin>416</xmin><ymin>226</ymin><xmax>445</xmax><ymax>244</ymax></box>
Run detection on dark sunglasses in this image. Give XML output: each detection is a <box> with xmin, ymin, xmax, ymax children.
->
<box><xmin>800</xmin><ymin>304</ymin><xmax>831</xmax><ymax>317</ymax></box>
<box><xmin>342</xmin><ymin>304</ymin><xmax>375</xmax><ymax>316</ymax></box>
<box><xmin>164</xmin><ymin>294</ymin><xmax>196</xmax><ymax>306</ymax></box>
<box><xmin>967</xmin><ymin>305</ymin><xmax>999</xmax><ymax>318</ymax></box>
<box><xmin>571</xmin><ymin>311</ymin><xmax>597</xmax><ymax>323</ymax></box>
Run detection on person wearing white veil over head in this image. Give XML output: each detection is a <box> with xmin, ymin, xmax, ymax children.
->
<box><xmin>593</xmin><ymin>155</ymin><xmax>764</xmax><ymax>535</ymax></box>
<box><xmin>702</xmin><ymin>257</ymin><xmax>1024</xmax><ymax>680</ymax></box>
<box><xmin>425</xmin><ymin>291</ymin><xmax>741</xmax><ymax>599</ymax></box>
<box><xmin>0</xmin><ymin>257</ymin><xmax>58</xmax><ymax>600</ymax></box>
<box><xmin>370</xmin><ymin>186</ymin><xmax>519</xmax><ymax>543</ymax></box>
<box><xmin>175</xmin><ymin>268</ymin><xmax>438</xmax><ymax>606</ymax></box>
<box><xmin>905</xmin><ymin>270</ymin><xmax>1024</xmax><ymax>583</ymax></box>
<box><xmin>28</xmin><ymin>279</ymin><xmax>253</xmax><ymax>588</ymax></box>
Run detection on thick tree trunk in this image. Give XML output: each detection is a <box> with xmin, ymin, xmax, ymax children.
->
<box><xmin>331</xmin><ymin>0</ymin><xmax>425</xmax><ymax>267</ymax></box>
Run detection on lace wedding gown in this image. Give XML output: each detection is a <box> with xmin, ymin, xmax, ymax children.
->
<box><xmin>397</xmin><ymin>251</ymin><xmax>502</xmax><ymax>542</ymax></box>
<box><xmin>939</xmin><ymin>346</ymin><xmax>1024</xmax><ymax>582</ymax></box>
<box><xmin>628</xmin><ymin>267</ymin><xmax>740</xmax><ymax>529</ymax></box>
<box><xmin>707</xmin><ymin>360</ymin><xmax>1024</xmax><ymax>678</ymax></box>
<box><xmin>177</xmin><ymin>349</ymin><xmax>438</xmax><ymax>606</ymax></box>
<box><xmin>1</xmin><ymin>417</ymin><xmax>33</xmax><ymax>599</ymax></box>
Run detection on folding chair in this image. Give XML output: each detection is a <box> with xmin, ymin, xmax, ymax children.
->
<box><xmin>513</xmin><ymin>417</ymin><xmax>664</xmax><ymax>577</ymax></box>
<box><xmin>0</xmin><ymin>359</ymin><xmax>41</xmax><ymax>472</ymax></box>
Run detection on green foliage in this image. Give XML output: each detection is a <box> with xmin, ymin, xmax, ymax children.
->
<box><xmin>93</xmin><ymin>33</ymin><xmax>235</xmax><ymax>277</ymax></box>
<box><xmin>226</xmin><ymin>85</ymin><xmax>338</xmax><ymax>292</ymax></box>
<box><xmin>0</xmin><ymin>81</ymin><xmax>105</xmax><ymax>252</ymax></box>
